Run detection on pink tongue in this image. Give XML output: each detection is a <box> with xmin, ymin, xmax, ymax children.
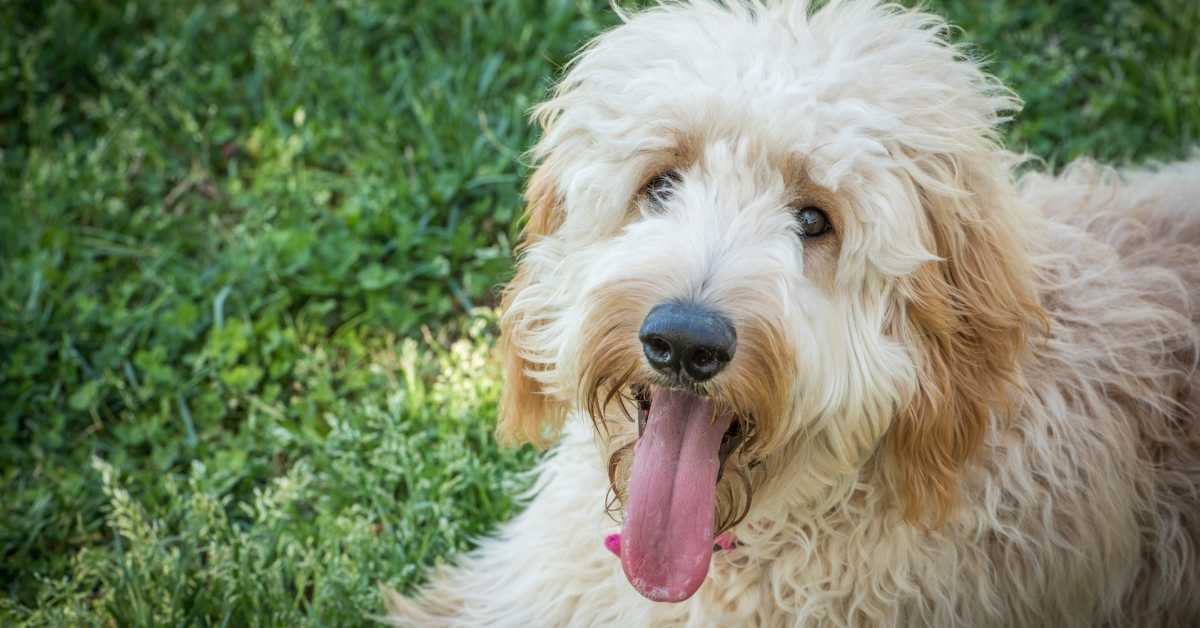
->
<box><xmin>620</xmin><ymin>388</ymin><xmax>733</xmax><ymax>602</ymax></box>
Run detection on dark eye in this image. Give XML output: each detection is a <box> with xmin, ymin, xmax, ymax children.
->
<box><xmin>643</xmin><ymin>170</ymin><xmax>680</xmax><ymax>205</ymax></box>
<box><xmin>793</xmin><ymin>206</ymin><xmax>831</xmax><ymax>238</ymax></box>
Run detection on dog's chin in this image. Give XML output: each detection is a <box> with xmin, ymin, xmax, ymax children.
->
<box><xmin>616</xmin><ymin>383</ymin><xmax>748</xmax><ymax>603</ymax></box>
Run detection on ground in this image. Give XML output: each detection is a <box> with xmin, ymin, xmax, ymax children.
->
<box><xmin>1</xmin><ymin>0</ymin><xmax>1197</xmax><ymax>625</ymax></box>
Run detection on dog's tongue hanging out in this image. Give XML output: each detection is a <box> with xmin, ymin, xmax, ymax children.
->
<box><xmin>620</xmin><ymin>388</ymin><xmax>734</xmax><ymax>602</ymax></box>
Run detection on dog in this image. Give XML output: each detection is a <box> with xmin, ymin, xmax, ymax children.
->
<box><xmin>386</xmin><ymin>1</ymin><xmax>1200</xmax><ymax>625</ymax></box>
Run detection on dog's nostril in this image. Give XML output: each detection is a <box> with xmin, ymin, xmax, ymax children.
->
<box><xmin>642</xmin><ymin>334</ymin><xmax>675</xmax><ymax>372</ymax></box>
<box><xmin>645</xmin><ymin>336</ymin><xmax>672</xmax><ymax>361</ymax></box>
<box><xmin>691</xmin><ymin>347</ymin><xmax>723</xmax><ymax>368</ymax></box>
<box><xmin>684</xmin><ymin>347</ymin><xmax>731</xmax><ymax>380</ymax></box>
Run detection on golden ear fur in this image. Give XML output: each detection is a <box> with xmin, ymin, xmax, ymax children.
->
<box><xmin>889</xmin><ymin>155</ymin><xmax>1044</xmax><ymax>527</ymax></box>
<box><xmin>495</xmin><ymin>164</ymin><xmax>568</xmax><ymax>448</ymax></box>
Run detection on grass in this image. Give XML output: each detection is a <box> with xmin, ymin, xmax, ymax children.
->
<box><xmin>1</xmin><ymin>0</ymin><xmax>1196</xmax><ymax>625</ymax></box>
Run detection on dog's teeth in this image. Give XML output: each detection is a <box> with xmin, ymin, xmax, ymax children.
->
<box><xmin>632</xmin><ymin>384</ymin><xmax>651</xmax><ymax>412</ymax></box>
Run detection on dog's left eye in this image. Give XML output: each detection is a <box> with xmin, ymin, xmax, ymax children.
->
<box><xmin>643</xmin><ymin>170</ymin><xmax>681</xmax><ymax>205</ymax></box>
<box><xmin>793</xmin><ymin>206</ymin><xmax>832</xmax><ymax>238</ymax></box>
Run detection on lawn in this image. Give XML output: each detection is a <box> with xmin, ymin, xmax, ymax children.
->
<box><xmin>1</xmin><ymin>0</ymin><xmax>1196</xmax><ymax>625</ymax></box>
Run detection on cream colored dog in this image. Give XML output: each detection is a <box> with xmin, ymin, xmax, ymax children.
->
<box><xmin>387</xmin><ymin>1</ymin><xmax>1200</xmax><ymax>625</ymax></box>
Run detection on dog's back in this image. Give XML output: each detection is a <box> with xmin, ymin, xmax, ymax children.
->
<box><xmin>1021</xmin><ymin>159</ymin><xmax>1200</xmax><ymax>626</ymax></box>
<box><xmin>1023</xmin><ymin>158</ymin><xmax>1200</xmax><ymax>275</ymax></box>
<box><xmin>1022</xmin><ymin>158</ymin><xmax>1200</xmax><ymax>334</ymax></box>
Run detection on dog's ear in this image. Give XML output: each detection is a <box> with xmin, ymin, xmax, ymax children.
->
<box><xmin>496</xmin><ymin>163</ymin><xmax>568</xmax><ymax>447</ymax></box>
<box><xmin>888</xmin><ymin>154</ymin><xmax>1043</xmax><ymax>527</ymax></box>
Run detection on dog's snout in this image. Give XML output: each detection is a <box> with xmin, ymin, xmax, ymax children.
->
<box><xmin>639</xmin><ymin>302</ymin><xmax>736</xmax><ymax>382</ymax></box>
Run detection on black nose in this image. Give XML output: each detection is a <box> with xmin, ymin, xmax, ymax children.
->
<box><xmin>639</xmin><ymin>302</ymin><xmax>737</xmax><ymax>383</ymax></box>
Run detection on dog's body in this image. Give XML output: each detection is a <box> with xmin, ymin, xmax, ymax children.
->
<box><xmin>388</xmin><ymin>2</ymin><xmax>1200</xmax><ymax>626</ymax></box>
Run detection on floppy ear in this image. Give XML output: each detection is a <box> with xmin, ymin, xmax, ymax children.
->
<box><xmin>888</xmin><ymin>154</ymin><xmax>1044</xmax><ymax>527</ymax></box>
<box><xmin>495</xmin><ymin>163</ymin><xmax>569</xmax><ymax>447</ymax></box>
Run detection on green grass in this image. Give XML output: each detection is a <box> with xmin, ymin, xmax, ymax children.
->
<box><xmin>1</xmin><ymin>0</ymin><xmax>1196</xmax><ymax>625</ymax></box>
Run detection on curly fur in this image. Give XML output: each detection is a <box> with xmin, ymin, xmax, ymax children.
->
<box><xmin>386</xmin><ymin>1</ymin><xmax>1200</xmax><ymax>625</ymax></box>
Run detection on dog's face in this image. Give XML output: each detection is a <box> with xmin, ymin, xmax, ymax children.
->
<box><xmin>497</xmin><ymin>0</ymin><xmax>1041</xmax><ymax>602</ymax></box>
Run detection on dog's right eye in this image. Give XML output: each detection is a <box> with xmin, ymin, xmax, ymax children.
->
<box><xmin>642</xmin><ymin>170</ymin><xmax>681</xmax><ymax>205</ymax></box>
<box><xmin>793</xmin><ymin>206</ymin><xmax>832</xmax><ymax>238</ymax></box>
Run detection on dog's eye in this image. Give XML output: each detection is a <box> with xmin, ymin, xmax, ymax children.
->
<box><xmin>643</xmin><ymin>170</ymin><xmax>680</xmax><ymax>205</ymax></box>
<box><xmin>793</xmin><ymin>206</ymin><xmax>831</xmax><ymax>238</ymax></box>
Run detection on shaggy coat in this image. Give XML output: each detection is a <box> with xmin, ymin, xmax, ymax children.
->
<box><xmin>387</xmin><ymin>1</ymin><xmax>1200</xmax><ymax>625</ymax></box>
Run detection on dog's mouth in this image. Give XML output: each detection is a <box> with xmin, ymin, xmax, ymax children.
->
<box><xmin>620</xmin><ymin>384</ymin><xmax>746</xmax><ymax>603</ymax></box>
<box><xmin>632</xmin><ymin>384</ymin><xmax>745</xmax><ymax>469</ymax></box>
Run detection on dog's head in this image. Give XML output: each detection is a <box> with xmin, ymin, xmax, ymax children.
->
<box><xmin>497</xmin><ymin>0</ymin><xmax>1041</xmax><ymax>602</ymax></box>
